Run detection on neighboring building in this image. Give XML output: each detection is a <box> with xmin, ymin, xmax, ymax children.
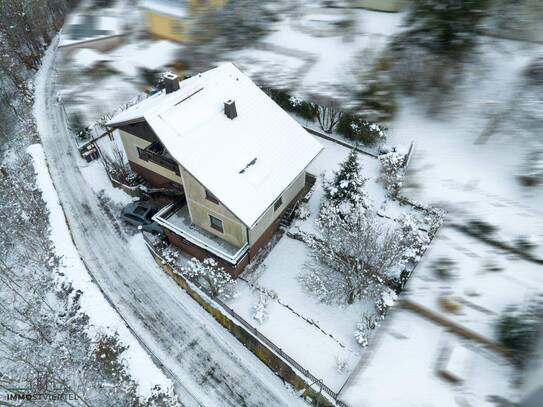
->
<box><xmin>349</xmin><ymin>0</ymin><xmax>405</xmax><ymax>12</ymax></box>
<box><xmin>59</xmin><ymin>13</ymin><xmax>124</xmax><ymax>52</ymax></box>
<box><xmin>141</xmin><ymin>0</ymin><xmax>226</xmax><ymax>43</ymax></box>
<box><xmin>108</xmin><ymin>63</ymin><xmax>322</xmax><ymax>276</ymax></box>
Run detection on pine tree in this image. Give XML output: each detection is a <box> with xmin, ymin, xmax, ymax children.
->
<box><xmin>401</xmin><ymin>0</ymin><xmax>490</xmax><ymax>55</ymax></box>
<box><xmin>323</xmin><ymin>149</ymin><xmax>367</xmax><ymax>209</ymax></box>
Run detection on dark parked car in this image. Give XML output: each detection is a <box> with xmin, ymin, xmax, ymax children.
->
<box><xmin>121</xmin><ymin>201</ymin><xmax>163</xmax><ymax>234</ymax></box>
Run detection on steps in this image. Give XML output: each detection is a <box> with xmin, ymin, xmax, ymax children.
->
<box><xmin>280</xmin><ymin>203</ymin><xmax>297</xmax><ymax>228</ymax></box>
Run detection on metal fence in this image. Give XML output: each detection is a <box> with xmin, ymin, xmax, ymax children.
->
<box><xmin>142</xmin><ymin>234</ymin><xmax>348</xmax><ymax>407</ymax></box>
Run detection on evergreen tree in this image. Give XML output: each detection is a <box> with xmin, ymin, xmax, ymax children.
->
<box><xmin>401</xmin><ymin>0</ymin><xmax>490</xmax><ymax>55</ymax></box>
<box><xmin>323</xmin><ymin>149</ymin><xmax>367</xmax><ymax>208</ymax></box>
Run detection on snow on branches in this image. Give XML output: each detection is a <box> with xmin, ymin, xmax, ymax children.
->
<box><xmin>398</xmin><ymin>213</ymin><xmax>430</xmax><ymax>264</ymax></box>
<box><xmin>378</xmin><ymin>149</ymin><xmax>406</xmax><ymax>197</ymax></box>
<box><xmin>182</xmin><ymin>258</ymin><xmax>236</xmax><ymax>300</ymax></box>
<box><xmin>323</xmin><ymin>149</ymin><xmax>368</xmax><ymax>209</ymax></box>
<box><xmin>252</xmin><ymin>292</ymin><xmax>269</xmax><ymax>325</ymax></box>
<box><xmin>354</xmin><ymin>313</ymin><xmax>379</xmax><ymax>347</ymax></box>
<box><xmin>301</xmin><ymin>202</ymin><xmax>404</xmax><ymax>305</ymax></box>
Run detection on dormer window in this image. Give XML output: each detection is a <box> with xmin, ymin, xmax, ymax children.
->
<box><xmin>205</xmin><ymin>189</ymin><xmax>219</xmax><ymax>204</ymax></box>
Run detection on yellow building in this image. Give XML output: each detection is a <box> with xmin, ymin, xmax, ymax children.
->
<box><xmin>107</xmin><ymin>65</ymin><xmax>322</xmax><ymax>277</ymax></box>
<box><xmin>141</xmin><ymin>0</ymin><xmax>226</xmax><ymax>42</ymax></box>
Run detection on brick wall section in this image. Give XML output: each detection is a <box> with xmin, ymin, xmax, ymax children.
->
<box><xmin>165</xmin><ymin>230</ymin><xmax>248</xmax><ymax>278</ymax></box>
<box><xmin>249</xmin><ymin>215</ymin><xmax>282</xmax><ymax>259</ymax></box>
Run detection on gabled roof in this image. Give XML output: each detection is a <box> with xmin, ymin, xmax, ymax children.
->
<box><xmin>109</xmin><ymin>63</ymin><xmax>323</xmax><ymax>227</ymax></box>
<box><xmin>59</xmin><ymin>13</ymin><xmax>122</xmax><ymax>48</ymax></box>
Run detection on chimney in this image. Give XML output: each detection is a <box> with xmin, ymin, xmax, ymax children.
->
<box><xmin>163</xmin><ymin>72</ymin><xmax>179</xmax><ymax>94</ymax></box>
<box><xmin>224</xmin><ymin>99</ymin><xmax>237</xmax><ymax>120</ymax></box>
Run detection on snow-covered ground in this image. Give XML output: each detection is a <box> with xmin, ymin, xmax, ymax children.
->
<box><xmin>47</xmin><ymin>1</ymin><xmax>543</xmax><ymax>405</ymax></box>
<box><xmin>406</xmin><ymin>227</ymin><xmax>543</xmax><ymax>339</ymax></box>
<box><xmin>226</xmin><ymin>137</ymin><xmax>424</xmax><ymax>391</ymax></box>
<box><xmin>27</xmin><ymin>143</ymin><xmax>173</xmax><ymax>398</ymax></box>
<box><xmin>340</xmin><ymin>309</ymin><xmax>516</xmax><ymax>407</ymax></box>
<box><xmin>36</xmin><ymin>35</ymin><xmax>309</xmax><ymax>407</ymax></box>
<box><xmin>230</xmin><ymin>8</ymin><xmax>405</xmax><ymax>95</ymax></box>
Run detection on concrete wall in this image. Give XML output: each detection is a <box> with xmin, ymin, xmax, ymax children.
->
<box><xmin>180</xmin><ymin>167</ymin><xmax>247</xmax><ymax>248</ymax></box>
<box><xmin>248</xmin><ymin>171</ymin><xmax>305</xmax><ymax>244</ymax></box>
<box><xmin>119</xmin><ymin>129</ymin><xmax>183</xmax><ymax>185</ymax></box>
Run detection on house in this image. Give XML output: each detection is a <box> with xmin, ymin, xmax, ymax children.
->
<box><xmin>59</xmin><ymin>13</ymin><xmax>124</xmax><ymax>52</ymax></box>
<box><xmin>107</xmin><ymin>63</ymin><xmax>323</xmax><ymax>277</ymax></box>
<box><xmin>141</xmin><ymin>0</ymin><xmax>226</xmax><ymax>43</ymax></box>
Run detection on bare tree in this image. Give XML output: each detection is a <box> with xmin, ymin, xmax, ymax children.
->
<box><xmin>301</xmin><ymin>203</ymin><xmax>404</xmax><ymax>305</ymax></box>
<box><xmin>314</xmin><ymin>103</ymin><xmax>342</xmax><ymax>134</ymax></box>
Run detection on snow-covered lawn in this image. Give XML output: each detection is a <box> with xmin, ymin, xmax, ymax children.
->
<box><xmin>295</xmin><ymin>137</ymin><xmax>422</xmax><ymax>236</ymax></box>
<box><xmin>340</xmin><ymin>309</ymin><xmax>516</xmax><ymax>407</ymax></box>
<box><xmin>229</xmin><ymin>237</ymin><xmax>364</xmax><ymax>391</ymax></box>
<box><xmin>406</xmin><ymin>226</ymin><xmax>543</xmax><ymax>339</ymax></box>
<box><xmin>226</xmin><ymin>137</ymin><xmax>426</xmax><ymax>391</ymax></box>
<box><xmin>27</xmin><ymin>144</ymin><xmax>173</xmax><ymax>398</ymax></box>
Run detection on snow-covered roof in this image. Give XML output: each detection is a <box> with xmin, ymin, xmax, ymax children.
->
<box><xmin>71</xmin><ymin>48</ymin><xmax>111</xmax><ymax>70</ymax></box>
<box><xmin>109</xmin><ymin>40</ymin><xmax>182</xmax><ymax>72</ymax></box>
<box><xmin>59</xmin><ymin>13</ymin><xmax>123</xmax><ymax>48</ymax></box>
<box><xmin>109</xmin><ymin>63</ymin><xmax>323</xmax><ymax>227</ymax></box>
<box><xmin>141</xmin><ymin>0</ymin><xmax>187</xmax><ymax>18</ymax></box>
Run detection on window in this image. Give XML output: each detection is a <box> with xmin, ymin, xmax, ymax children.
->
<box><xmin>274</xmin><ymin>196</ymin><xmax>283</xmax><ymax>212</ymax></box>
<box><xmin>205</xmin><ymin>189</ymin><xmax>219</xmax><ymax>204</ymax></box>
<box><xmin>209</xmin><ymin>214</ymin><xmax>224</xmax><ymax>233</ymax></box>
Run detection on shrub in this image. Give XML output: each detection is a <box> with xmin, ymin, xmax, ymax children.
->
<box><xmin>467</xmin><ymin>219</ymin><xmax>497</xmax><ymax>236</ymax></box>
<box><xmin>432</xmin><ymin>257</ymin><xmax>457</xmax><ymax>280</ymax></box>
<box><xmin>496</xmin><ymin>303</ymin><xmax>542</xmax><ymax>367</ymax></box>
<box><xmin>264</xmin><ymin>87</ymin><xmax>318</xmax><ymax>121</ymax></box>
<box><xmin>336</xmin><ymin>113</ymin><xmax>387</xmax><ymax>146</ymax></box>
<box><xmin>289</xmin><ymin>95</ymin><xmax>317</xmax><ymax>121</ymax></box>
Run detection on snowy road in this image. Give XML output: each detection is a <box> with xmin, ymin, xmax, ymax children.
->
<box><xmin>34</xmin><ymin>39</ymin><xmax>304</xmax><ymax>407</ymax></box>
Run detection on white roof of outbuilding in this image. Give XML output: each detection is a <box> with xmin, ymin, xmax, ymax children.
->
<box><xmin>109</xmin><ymin>63</ymin><xmax>323</xmax><ymax>227</ymax></box>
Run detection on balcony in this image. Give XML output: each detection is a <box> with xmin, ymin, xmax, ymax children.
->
<box><xmin>137</xmin><ymin>141</ymin><xmax>180</xmax><ymax>175</ymax></box>
<box><xmin>153</xmin><ymin>201</ymin><xmax>248</xmax><ymax>265</ymax></box>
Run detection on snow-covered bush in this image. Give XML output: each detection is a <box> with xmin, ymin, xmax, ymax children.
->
<box><xmin>354</xmin><ymin>313</ymin><xmax>379</xmax><ymax>347</ymax></box>
<box><xmin>182</xmin><ymin>258</ymin><xmax>236</xmax><ymax>299</ymax></box>
<box><xmin>425</xmin><ymin>206</ymin><xmax>445</xmax><ymax>238</ymax></box>
<box><xmin>252</xmin><ymin>292</ymin><xmax>269</xmax><ymax>325</ymax></box>
<box><xmin>375</xmin><ymin>288</ymin><xmax>397</xmax><ymax>318</ymax></box>
<box><xmin>495</xmin><ymin>298</ymin><xmax>543</xmax><ymax>367</ymax></box>
<box><xmin>94</xmin><ymin>332</ymin><xmax>129</xmax><ymax>380</ymax></box>
<box><xmin>264</xmin><ymin>88</ymin><xmax>316</xmax><ymax>121</ymax></box>
<box><xmin>140</xmin><ymin>385</ymin><xmax>182</xmax><ymax>407</ymax></box>
<box><xmin>399</xmin><ymin>213</ymin><xmax>430</xmax><ymax>264</ymax></box>
<box><xmin>323</xmin><ymin>149</ymin><xmax>368</xmax><ymax>209</ymax></box>
<box><xmin>301</xmin><ymin>203</ymin><xmax>404</xmax><ymax>305</ymax></box>
<box><xmin>295</xmin><ymin>202</ymin><xmax>311</xmax><ymax>220</ymax></box>
<box><xmin>431</xmin><ymin>257</ymin><xmax>457</xmax><ymax>280</ymax></box>
<box><xmin>336</xmin><ymin>113</ymin><xmax>388</xmax><ymax>146</ymax></box>
<box><xmin>378</xmin><ymin>149</ymin><xmax>406</xmax><ymax>197</ymax></box>
<box><xmin>334</xmin><ymin>356</ymin><xmax>348</xmax><ymax>373</ymax></box>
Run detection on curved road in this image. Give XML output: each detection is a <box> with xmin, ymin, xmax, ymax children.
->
<box><xmin>35</xmin><ymin>39</ymin><xmax>303</xmax><ymax>407</ymax></box>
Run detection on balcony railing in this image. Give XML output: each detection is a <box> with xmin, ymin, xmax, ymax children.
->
<box><xmin>137</xmin><ymin>142</ymin><xmax>180</xmax><ymax>175</ymax></box>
